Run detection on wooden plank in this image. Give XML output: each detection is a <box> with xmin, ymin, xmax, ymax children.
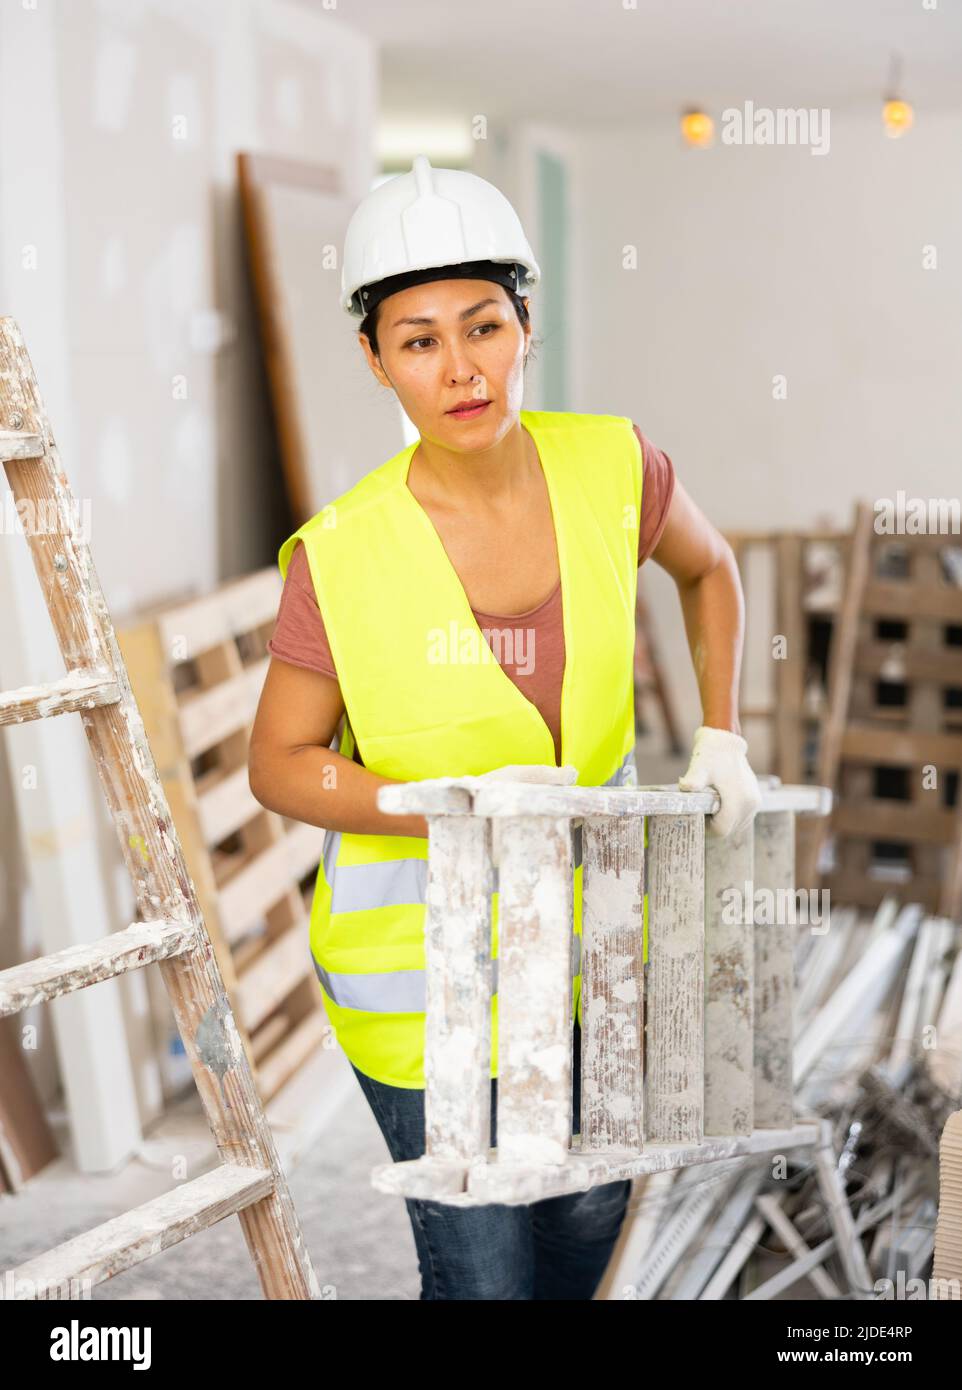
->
<box><xmin>496</xmin><ymin>816</ymin><xmax>573</xmax><ymax>1165</ymax></box>
<box><xmin>645</xmin><ymin>814</ymin><xmax>705</xmax><ymax>1144</ymax></box>
<box><xmin>196</xmin><ymin>764</ymin><xmax>262</xmax><ymax>845</ymax></box>
<box><xmin>794</xmin><ymin>903</ymin><xmax>918</xmax><ymax>1089</ymax></box>
<box><xmin>821</xmin><ymin>872</ymin><xmax>941</xmax><ymax>913</ymax></box>
<box><xmin>423</xmin><ymin>816</ymin><xmax>493</xmax><ymax>1163</ymax></box>
<box><xmin>833</xmin><ymin>799</ymin><xmax>959</xmax><ymax>843</ymax></box>
<box><xmin>801</xmin><ymin>501</ymin><xmax>875</xmax><ymax>884</ymax></box>
<box><xmin>176</xmin><ymin>657</ymin><xmax>270</xmax><ymax>759</ymax></box>
<box><xmin>942</xmin><ymin>775</ymin><xmax>962</xmax><ymax>919</ymax></box>
<box><xmin>117</xmin><ymin>620</ymin><xmax>237</xmax><ymax>996</ymax></box>
<box><xmin>755</xmin><ymin>1193</ymin><xmax>841</xmax><ymax>1298</ymax></box>
<box><xmin>0</xmin><ymin>1019</ymin><xmax>58</xmax><ymax>1191</ymax></box>
<box><xmin>250</xmin><ymin>1011</ymin><xmax>290</xmax><ymax>1062</ymax></box>
<box><xmin>373</xmin><ymin>1122</ymin><xmax>819</xmax><ymax>1207</ymax></box>
<box><xmin>580</xmin><ymin>815</ymin><xmax>645</xmax><ymax>1151</ymax></box>
<box><xmin>754</xmin><ymin>811</ymin><xmax>796</xmax><ymax>1129</ymax></box>
<box><xmin>155</xmin><ymin>570</ymin><xmax>282</xmax><ymax>660</ymax></box>
<box><xmin>705</xmin><ymin>816</ymin><xmax>754</xmax><ymax>1136</ymax></box>
<box><xmin>933</xmin><ymin>1110</ymin><xmax>962</xmax><ymax>1291</ymax></box>
<box><xmin>383</xmin><ymin>778</ymin><xmax>828</xmax><ymax>821</ymax></box>
<box><xmin>5</xmin><ymin>1163</ymin><xmax>274</xmax><ymax>1297</ymax></box>
<box><xmin>383</xmin><ymin>780</ymin><xmax>717</xmax><ymax>819</ymax></box>
<box><xmin>217</xmin><ymin>822</ymin><xmax>324</xmax><ymax>943</ymax></box>
<box><xmin>907</xmin><ymin>551</ymin><xmax>950</xmax><ymax>897</ymax></box>
<box><xmin>813</xmin><ymin>1117</ymin><xmax>875</xmax><ymax>1297</ymax></box>
<box><xmin>255</xmin><ymin>1009</ymin><xmax>328</xmax><ymax>1102</ymax></box>
<box><xmin>743</xmin><ymin>1177</ymin><xmax>921</xmax><ymax>1301</ymax></box>
<box><xmin>0</xmin><ymin>669</ymin><xmax>119</xmax><ymax>726</ymax></box>
<box><xmin>887</xmin><ymin>919</ymin><xmax>943</xmax><ymax>1076</ymax></box>
<box><xmin>0</xmin><ymin>921</ymin><xmax>194</xmax><ymax>1018</ymax></box>
<box><xmin>862</xmin><ymin>581</ymin><xmax>962</xmax><ymax>623</ymax></box>
<box><xmin>234</xmin><ymin>924</ymin><xmax>313</xmax><ymax>1033</ymax></box>
<box><xmin>774</xmin><ymin>533</ymin><xmax>805</xmax><ymax>783</ymax></box>
<box><xmin>855</xmin><ymin>639</ymin><xmax>962</xmax><ymax>684</ymax></box>
<box><xmin>840</xmin><ymin>725</ymin><xmax>962</xmax><ymax>767</ymax></box>
<box><xmin>120</xmin><ymin>578</ymin><xmax>326</xmax><ymax>1117</ymax></box>
<box><xmin>927</xmin><ymin>940</ymin><xmax>962</xmax><ymax>1097</ymax></box>
<box><xmin>0</xmin><ymin>427</ymin><xmax>43</xmax><ymax>461</ymax></box>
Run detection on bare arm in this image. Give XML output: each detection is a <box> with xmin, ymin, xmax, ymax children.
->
<box><xmin>650</xmin><ymin>477</ymin><xmax>744</xmax><ymax>735</ymax></box>
<box><xmin>248</xmin><ymin>657</ymin><xmax>429</xmax><ymax>838</ymax></box>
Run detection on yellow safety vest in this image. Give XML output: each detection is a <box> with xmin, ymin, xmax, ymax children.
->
<box><xmin>278</xmin><ymin>408</ymin><xmax>642</xmax><ymax>1088</ymax></box>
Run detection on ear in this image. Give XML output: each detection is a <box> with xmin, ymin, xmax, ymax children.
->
<box><xmin>358</xmin><ymin>331</ymin><xmax>392</xmax><ymax>390</ymax></box>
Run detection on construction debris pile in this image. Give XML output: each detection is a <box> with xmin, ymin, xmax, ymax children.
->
<box><xmin>624</xmin><ymin>899</ymin><xmax>962</xmax><ymax>1299</ymax></box>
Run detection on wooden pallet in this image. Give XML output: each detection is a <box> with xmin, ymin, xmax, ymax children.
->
<box><xmin>725</xmin><ymin>528</ymin><xmax>849</xmax><ymax>885</ymax></box>
<box><xmin>799</xmin><ymin>503</ymin><xmax>962</xmax><ymax>915</ymax></box>
<box><xmin>118</xmin><ymin>571</ymin><xmax>329</xmax><ymax>1104</ymax></box>
<box><xmin>633</xmin><ymin>578</ymin><xmax>683</xmax><ymax>755</ymax></box>
<box><xmin>725</xmin><ymin>527</ymin><xmax>849</xmax><ymax>786</ymax></box>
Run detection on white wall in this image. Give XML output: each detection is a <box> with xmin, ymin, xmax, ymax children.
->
<box><xmin>0</xmin><ymin>0</ymin><xmax>378</xmax><ymax>1158</ymax></box>
<box><xmin>570</xmin><ymin>109</ymin><xmax>962</xmax><ymax>750</ymax></box>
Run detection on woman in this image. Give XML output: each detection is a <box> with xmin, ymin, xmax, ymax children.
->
<box><xmin>249</xmin><ymin>154</ymin><xmax>762</xmax><ymax>1300</ymax></box>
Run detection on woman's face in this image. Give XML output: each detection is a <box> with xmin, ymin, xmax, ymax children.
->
<box><xmin>359</xmin><ymin>278</ymin><xmax>531</xmax><ymax>450</ymax></box>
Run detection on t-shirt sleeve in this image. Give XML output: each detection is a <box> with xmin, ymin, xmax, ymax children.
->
<box><xmin>266</xmin><ymin>540</ymin><xmax>339</xmax><ymax>679</ymax></box>
<box><xmin>632</xmin><ymin>422</ymin><xmax>676</xmax><ymax>566</ymax></box>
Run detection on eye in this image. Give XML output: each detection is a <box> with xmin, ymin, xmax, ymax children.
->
<box><xmin>406</xmin><ymin>336</ymin><xmax>435</xmax><ymax>350</ymax></box>
<box><xmin>470</xmin><ymin>322</ymin><xmax>500</xmax><ymax>337</ymax></box>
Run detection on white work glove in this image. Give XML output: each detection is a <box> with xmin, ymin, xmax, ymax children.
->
<box><xmin>470</xmin><ymin>763</ymin><xmax>579</xmax><ymax>867</ymax></box>
<box><xmin>677</xmin><ymin>726</ymin><xmax>762</xmax><ymax>839</ymax></box>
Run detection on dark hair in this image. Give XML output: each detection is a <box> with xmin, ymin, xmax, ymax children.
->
<box><xmin>360</xmin><ymin>283</ymin><xmax>536</xmax><ymax>367</ymax></box>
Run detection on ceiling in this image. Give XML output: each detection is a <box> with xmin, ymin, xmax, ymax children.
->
<box><xmin>297</xmin><ymin>0</ymin><xmax>962</xmax><ymax>127</ymax></box>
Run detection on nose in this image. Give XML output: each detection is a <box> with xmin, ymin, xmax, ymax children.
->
<box><xmin>442</xmin><ymin>336</ymin><xmax>483</xmax><ymax>385</ymax></box>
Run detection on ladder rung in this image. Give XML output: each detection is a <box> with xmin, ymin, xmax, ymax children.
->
<box><xmin>373</xmin><ymin>1122</ymin><xmax>821</xmax><ymax>1206</ymax></box>
<box><xmin>0</xmin><ymin>428</ymin><xmax>44</xmax><ymax>461</ymax></box>
<box><xmin>0</xmin><ymin>669</ymin><xmax>120</xmax><ymax>727</ymax></box>
<box><xmin>0</xmin><ymin>919</ymin><xmax>197</xmax><ymax>1017</ymax></box>
<box><xmin>3</xmin><ymin>1162</ymin><xmax>275</xmax><ymax>1297</ymax></box>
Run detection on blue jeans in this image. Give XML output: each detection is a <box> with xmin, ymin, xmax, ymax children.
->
<box><xmin>350</xmin><ymin>1021</ymin><xmax>632</xmax><ymax>1299</ymax></box>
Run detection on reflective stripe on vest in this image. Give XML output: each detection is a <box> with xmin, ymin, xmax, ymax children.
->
<box><xmin>324</xmin><ymin>744</ymin><xmax>636</xmax><ymax>915</ymax></box>
<box><xmin>314</xmin><ymin>929</ymin><xmax>584</xmax><ymax>1013</ymax></box>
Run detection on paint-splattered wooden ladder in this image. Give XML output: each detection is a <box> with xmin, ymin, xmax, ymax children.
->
<box><xmin>373</xmin><ymin>775</ymin><xmax>833</xmax><ymax>1207</ymax></box>
<box><xmin>0</xmin><ymin>317</ymin><xmax>318</xmax><ymax>1299</ymax></box>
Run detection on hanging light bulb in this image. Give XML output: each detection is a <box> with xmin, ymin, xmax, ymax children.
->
<box><xmin>883</xmin><ymin>98</ymin><xmax>914</xmax><ymax>138</ymax></box>
<box><xmin>680</xmin><ymin>108</ymin><xmax>714</xmax><ymax>148</ymax></box>
<box><xmin>882</xmin><ymin>53</ymin><xmax>913</xmax><ymax>138</ymax></box>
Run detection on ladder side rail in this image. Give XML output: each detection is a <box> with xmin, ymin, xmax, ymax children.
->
<box><xmin>705</xmin><ymin>818</ymin><xmax>755</xmax><ymax>1136</ymax></box>
<box><xmin>580</xmin><ymin>813</ymin><xmax>645</xmax><ymax>1152</ymax></box>
<box><xmin>0</xmin><ymin>318</ymin><xmax>318</xmax><ymax>1300</ymax></box>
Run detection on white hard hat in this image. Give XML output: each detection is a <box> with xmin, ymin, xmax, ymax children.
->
<box><xmin>341</xmin><ymin>153</ymin><xmax>541</xmax><ymax>319</ymax></box>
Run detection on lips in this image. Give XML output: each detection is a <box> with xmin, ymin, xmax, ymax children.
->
<box><xmin>446</xmin><ymin>400</ymin><xmax>491</xmax><ymax>419</ymax></box>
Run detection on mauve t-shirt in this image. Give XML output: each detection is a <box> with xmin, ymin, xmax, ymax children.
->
<box><xmin>268</xmin><ymin>423</ymin><xmax>675</xmax><ymax>765</ymax></box>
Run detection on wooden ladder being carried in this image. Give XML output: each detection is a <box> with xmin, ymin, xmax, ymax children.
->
<box><xmin>371</xmin><ymin>773</ymin><xmax>892</xmax><ymax>1297</ymax></box>
<box><xmin>372</xmin><ymin>776</ymin><xmax>834</xmax><ymax>1204</ymax></box>
<box><xmin>0</xmin><ymin>318</ymin><xmax>318</xmax><ymax>1300</ymax></box>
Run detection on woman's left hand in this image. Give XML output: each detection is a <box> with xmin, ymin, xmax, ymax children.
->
<box><xmin>678</xmin><ymin>725</ymin><xmax>762</xmax><ymax>838</ymax></box>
